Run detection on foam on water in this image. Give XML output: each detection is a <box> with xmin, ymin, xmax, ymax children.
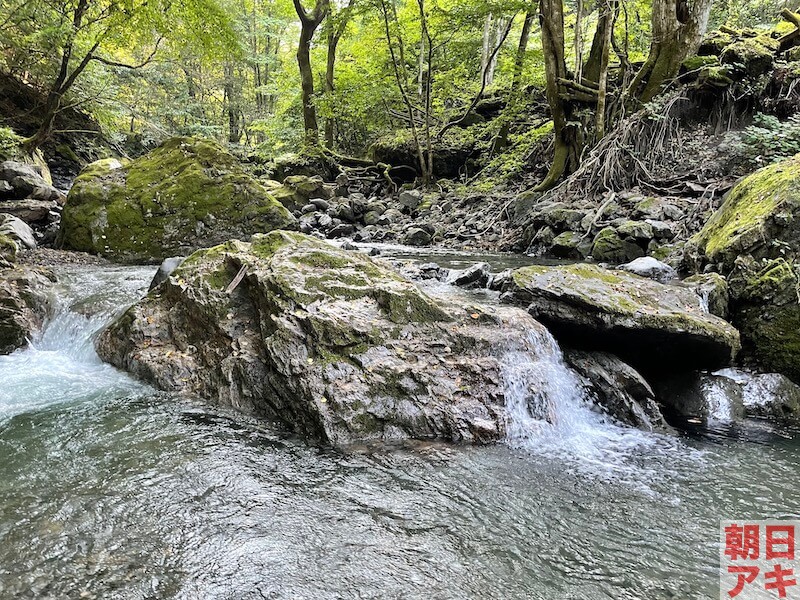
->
<box><xmin>0</xmin><ymin>266</ymin><xmax>152</xmax><ymax>422</ymax></box>
<box><xmin>501</xmin><ymin>328</ymin><xmax>697</xmax><ymax>489</ymax></box>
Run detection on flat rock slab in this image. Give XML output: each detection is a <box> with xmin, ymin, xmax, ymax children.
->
<box><xmin>500</xmin><ymin>264</ymin><xmax>741</xmax><ymax>372</ymax></box>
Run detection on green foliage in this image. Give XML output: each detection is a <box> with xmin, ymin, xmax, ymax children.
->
<box><xmin>725</xmin><ymin>113</ymin><xmax>800</xmax><ymax>167</ymax></box>
<box><xmin>0</xmin><ymin>127</ymin><xmax>22</xmax><ymax>160</ymax></box>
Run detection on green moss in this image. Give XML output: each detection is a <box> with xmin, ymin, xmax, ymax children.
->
<box><xmin>59</xmin><ymin>137</ymin><xmax>295</xmax><ymax>263</ymax></box>
<box><xmin>721</xmin><ymin>38</ymin><xmax>775</xmax><ymax>76</ymax></box>
<box><xmin>693</xmin><ymin>154</ymin><xmax>800</xmax><ymax>269</ymax></box>
<box><xmin>55</xmin><ymin>144</ymin><xmax>80</xmax><ymax>163</ymax></box>
<box><xmin>0</xmin><ymin>234</ymin><xmax>18</xmax><ymax>263</ymax></box>
<box><xmin>591</xmin><ymin>227</ymin><xmax>645</xmax><ymax>263</ymax></box>
<box><xmin>682</xmin><ymin>55</ymin><xmax>719</xmax><ymax>71</ymax></box>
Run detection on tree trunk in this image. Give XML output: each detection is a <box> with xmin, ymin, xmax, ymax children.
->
<box><xmin>536</xmin><ymin>0</ymin><xmax>582</xmax><ymax>191</ymax></box>
<box><xmin>626</xmin><ymin>0</ymin><xmax>712</xmax><ymax>103</ymax></box>
<box><xmin>293</xmin><ymin>0</ymin><xmax>330</xmax><ymax>145</ymax></box>
<box><xmin>492</xmin><ymin>8</ymin><xmax>534</xmax><ymax>153</ymax></box>
<box><xmin>324</xmin><ymin>29</ymin><xmax>338</xmax><ymax>148</ymax></box>
<box><xmin>584</xmin><ymin>4</ymin><xmax>615</xmax><ymax>84</ymax></box>
<box><xmin>595</xmin><ymin>0</ymin><xmax>616</xmax><ymax>142</ymax></box>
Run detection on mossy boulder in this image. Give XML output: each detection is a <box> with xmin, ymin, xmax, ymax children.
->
<box><xmin>721</xmin><ymin>37</ymin><xmax>776</xmax><ymax>77</ymax></box>
<box><xmin>500</xmin><ymin>263</ymin><xmax>741</xmax><ymax>373</ymax></box>
<box><xmin>58</xmin><ymin>137</ymin><xmax>295</xmax><ymax>263</ymax></box>
<box><xmin>693</xmin><ymin>154</ymin><xmax>800</xmax><ymax>271</ymax></box>
<box><xmin>698</xmin><ymin>30</ymin><xmax>734</xmax><ymax>56</ymax></box>
<box><xmin>591</xmin><ymin>227</ymin><xmax>645</xmax><ymax>263</ymax></box>
<box><xmin>728</xmin><ymin>257</ymin><xmax>800</xmax><ymax>381</ymax></box>
<box><xmin>0</xmin><ymin>233</ymin><xmax>17</xmax><ymax>263</ymax></box>
<box><xmin>96</xmin><ymin>231</ymin><xmax>554</xmax><ymax>446</ymax></box>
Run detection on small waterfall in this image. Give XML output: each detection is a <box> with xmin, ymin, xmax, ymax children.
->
<box><xmin>0</xmin><ymin>266</ymin><xmax>152</xmax><ymax>421</ymax></box>
<box><xmin>500</xmin><ymin>327</ymin><xmax>681</xmax><ymax>484</ymax></box>
<box><xmin>502</xmin><ymin>328</ymin><xmax>594</xmax><ymax>448</ymax></box>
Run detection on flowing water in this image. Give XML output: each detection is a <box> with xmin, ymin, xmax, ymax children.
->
<box><xmin>1</xmin><ymin>265</ymin><xmax>800</xmax><ymax>599</ymax></box>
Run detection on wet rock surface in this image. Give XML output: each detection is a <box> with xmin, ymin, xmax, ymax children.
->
<box><xmin>500</xmin><ymin>263</ymin><xmax>741</xmax><ymax>372</ymax></box>
<box><xmin>0</xmin><ymin>263</ymin><xmax>54</xmax><ymax>354</ymax></box>
<box><xmin>563</xmin><ymin>350</ymin><xmax>670</xmax><ymax>432</ymax></box>
<box><xmin>96</xmin><ymin>231</ymin><xmax>554</xmax><ymax>446</ymax></box>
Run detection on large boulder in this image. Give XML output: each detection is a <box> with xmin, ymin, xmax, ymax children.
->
<box><xmin>500</xmin><ymin>264</ymin><xmax>741</xmax><ymax>372</ymax></box>
<box><xmin>96</xmin><ymin>231</ymin><xmax>554</xmax><ymax>446</ymax></box>
<box><xmin>727</xmin><ymin>257</ymin><xmax>800</xmax><ymax>380</ymax></box>
<box><xmin>693</xmin><ymin>154</ymin><xmax>800</xmax><ymax>270</ymax></box>
<box><xmin>692</xmin><ymin>154</ymin><xmax>800</xmax><ymax>380</ymax></box>
<box><xmin>0</xmin><ymin>265</ymin><xmax>53</xmax><ymax>354</ymax></box>
<box><xmin>58</xmin><ymin>138</ymin><xmax>295</xmax><ymax>263</ymax></box>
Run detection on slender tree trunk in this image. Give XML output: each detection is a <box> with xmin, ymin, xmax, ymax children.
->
<box><xmin>584</xmin><ymin>4</ymin><xmax>615</xmax><ymax>84</ymax></box>
<box><xmin>293</xmin><ymin>0</ymin><xmax>330</xmax><ymax>145</ymax></box>
<box><xmin>536</xmin><ymin>0</ymin><xmax>582</xmax><ymax>191</ymax></box>
<box><xmin>595</xmin><ymin>0</ymin><xmax>616</xmax><ymax>142</ymax></box>
<box><xmin>323</xmin><ymin>0</ymin><xmax>355</xmax><ymax>149</ymax></box>
<box><xmin>324</xmin><ymin>29</ymin><xmax>338</xmax><ymax>148</ymax></box>
<box><xmin>492</xmin><ymin>8</ymin><xmax>534</xmax><ymax>153</ymax></box>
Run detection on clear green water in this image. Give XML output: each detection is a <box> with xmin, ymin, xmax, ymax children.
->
<box><xmin>1</xmin><ymin>266</ymin><xmax>799</xmax><ymax>600</ymax></box>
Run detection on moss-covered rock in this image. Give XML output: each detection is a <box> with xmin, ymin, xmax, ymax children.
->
<box><xmin>698</xmin><ymin>30</ymin><xmax>734</xmax><ymax>56</ymax></box>
<box><xmin>0</xmin><ymin>233</ymin><xmax>17</xmax><ymax>263</ymax></box>
<box><xmin>500</xmin><ymin>263</ymin><xmax>741</xmax><ymax>372</ymax></box>
<box><xmin>591</xmin><ymin>227</ymin><xmax>645</xmax><ymax>263</ymax></box>
<box><xmin>683</xmin><ymin>272</ymin><xmax>729</xmax><ymax>319</ymax></box>
<box><xmin>727</xmin><ymin>257</ymin><xmax>800</xmax><ymax>381</ymax></box>
<box><xmin>96</xmin><ymin>231</ymin><xmax>554</xmax><ymax>446</ymax></box>
<box><xmin>58</xmin><ymin>137</ymin><xmax>295</xmax><ymax>263</ymax></box>
<box><xmin>693</xmin><ymin>154</ymin><xmax>800</xmax><ymax>270</ymax></box>
<box><xmin>721</xmin><ymin>37</ymin><xmax>776</xmax><ymax>77</ymax></box>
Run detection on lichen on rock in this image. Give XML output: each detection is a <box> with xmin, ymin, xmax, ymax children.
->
<box><xmin>500</xmin><ymin>263</ymin><xmax>741</xmax><ymax>373</ymax></box>
<box><xmin>96</xmin><ymin>231</ymin><xmax>553</xmax><ymax>446</ymax></box>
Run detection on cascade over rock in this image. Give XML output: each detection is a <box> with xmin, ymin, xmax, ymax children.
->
<box><xmin>96</xmin><ymin>231</ymin><xmax>555</xmax><ymax>446</ymax></box>
<box><xmin>57</xmin><ymin>138</ymin><xmax>295</xmax><ymax>263</ymax></box>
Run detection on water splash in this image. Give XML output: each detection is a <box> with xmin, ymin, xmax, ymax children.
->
<box><xmin>500</xmin><ymin>328</ymin><xmax>696</xmax><ymax>489</ymax></box>
<box><xmin>0</xmin><ymin>266</ymin><xmax>153</xmax><ymax>422</ymax></box>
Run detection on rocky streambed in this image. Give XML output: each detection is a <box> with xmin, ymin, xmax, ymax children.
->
<box><xmin>1</xmin><ymin>248</ymin><xmax>800</xmax><ymax>599</ymax></box>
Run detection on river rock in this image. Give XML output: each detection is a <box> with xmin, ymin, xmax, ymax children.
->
<box><xmin>591</xmin><ymin>227</ymin><xmax>645</xmax><ymax>263</ymax></box>
<box><xmin>653</xmin><ymin>371</ymin><xmax>746</xmax><ymax>422</ymax></box>
<box><xmin>0</xmin><ymin>214</ymin><xmax>36</xmax><ymax>249</ymax></box>
<box><xmin>692</xmin><ymin>154</ymin><xmax>800</xmax><ymax>380</ymax></box>
<box><xmin>447</xmin><ymin>262</ymin><xmax>491</xmax><ymax>289</ymax></box>
<box><xmin>58</xmin><ymin>137</ymin><xmax>295</xmax><ymax>263</ymax></box>
<box><xmin>0</xmin><ymin>265</ymin><xmax>53</xmax><ymax>354</ymax></box>
<box><xmin>96</xmin><ymin>231</ymin><xmax>555</xmax><ymax>446</ymax></box>
<box><xmin>403</xmin><ymin>227</ymin><xmax>432</xmax><ymax>246</ymax></box>
<box><xmin>618</xmin><ymin>257</ymin><xmax>676</xmax><ymax>282</ymax></box>
<box><xmin>683</xmin><ymin>273</ymin><xmax>728</xmax><ymax>319</ymax></box>
<box><xmin>564</xmin><ymin>350</ymin><xmax>670</xmax><ymax>432</ymax></box>
<box><xmin>499</xmin><ymin>263</ymin><xmax>741</xmax><ymax>372</ymax></box>
<box><xmin>0</xmin><ymin>198</ymin><xmax>57</xmax><ymax>223</ymax></box>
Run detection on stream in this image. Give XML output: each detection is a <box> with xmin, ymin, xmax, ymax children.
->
<box><xmin>1</xmin><ymin>261</ymin><xmax>799</xmax><ymax>599</ymax></box>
